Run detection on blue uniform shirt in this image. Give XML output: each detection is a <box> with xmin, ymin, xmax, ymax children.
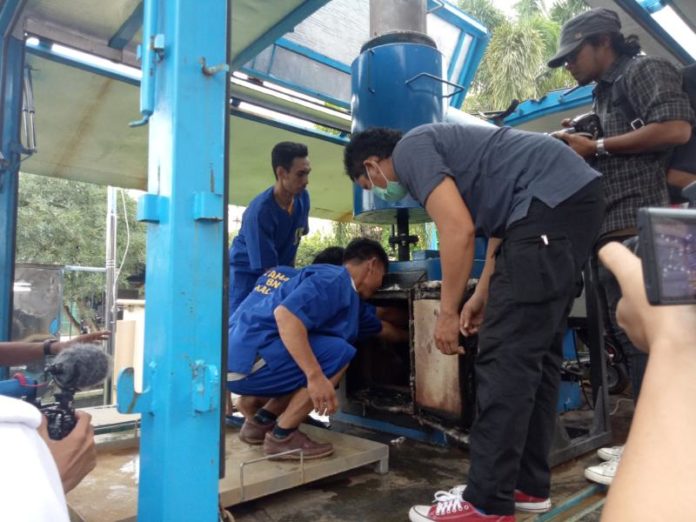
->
<box><xmin>229</xmin><ymin>187</ymin><xmax>310</xmax><ymax>311</ymax></box>
<box><xmin>228</xmin><ymin>264</ymin><xmax>381</xmax><ymax>375</ymax></box>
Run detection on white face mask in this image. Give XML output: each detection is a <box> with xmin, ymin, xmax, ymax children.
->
<box><xmin>365</xmin><ymin>162</ymin><xmax>408</xmax><ymax>202</ymax></box>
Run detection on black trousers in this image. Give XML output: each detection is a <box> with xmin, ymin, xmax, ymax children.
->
<box><xmin>463</xmin><ymin>179</ymin><xmax>605</xmax><ymax>515</ymax></box>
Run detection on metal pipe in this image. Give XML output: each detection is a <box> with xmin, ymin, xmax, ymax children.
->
<box><xmin>21</xmin><ymin>64</ymin><xmax>36</xmax><ymax>154</ymax></box>
<box><xmin>64</xmin><ymin>265</ymin><xmax>106</xmax><ymax>273</ymax></box>
<box><xmin>369</xmin><ymin>0</ymin><xmax>426</xmax><ymax>37</ymax></box>
<box><xmin>0</xmin><ymin>27</ymin><xmax>26</xmax><ymax>380</ymax></box>
<box><xmin>396</xmin><ymin>209</ymin><xmax>410</xmax><ymax>261</ymax></box>
<box><xmin>418</xmin><ymin>416</ymin><xmax>470</xmax><ymax>445</ymax></box>
<box><xmin>103</xmin><ymin>186</ymin><xmax>117</xmax><ymax>404</ymax></box>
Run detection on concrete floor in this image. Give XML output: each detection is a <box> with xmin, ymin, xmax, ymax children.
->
<box><xmin>226</xmin><ymin>396</ymin><xmax>634</xmax><ymax>522</ymax></box>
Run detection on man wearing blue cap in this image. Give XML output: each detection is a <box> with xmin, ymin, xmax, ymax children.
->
<box><xmin>549</xmin><ymin>7</ymin><xmax>694</xmax><ymax>486</ymax></box>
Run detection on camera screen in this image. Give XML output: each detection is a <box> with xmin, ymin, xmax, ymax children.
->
<box><xmin>652</xmin><ymin>215</ymin><xmax>696</xmax><ymax>303</ymax></box>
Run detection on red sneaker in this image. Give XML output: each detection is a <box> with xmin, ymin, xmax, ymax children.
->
<box><xmin>409</xmin><ymin>496</ymin><xmax>514</xmax><ymax>521</ymax></box>
<box><xmin>513</xmin><ymin>490</ymin><xmax>551</xmax><ymax>513</ymax></box>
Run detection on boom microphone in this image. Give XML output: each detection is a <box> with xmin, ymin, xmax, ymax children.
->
<box><xmin>41</xmin><ymin>343</ymin><xmax>111</xmax><ymax>440</ymax></box>
<box><xmin>46</xmin><ymin>343</ymin><xmax>111</xmax><ymax>391</ymax></box>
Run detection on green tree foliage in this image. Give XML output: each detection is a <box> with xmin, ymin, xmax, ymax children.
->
<box><xmin>514</xmin><ymin>0</ymin><xmax>546</xmax><ymax>20</ymax></box>
<box><xmin>469</xmin><ymin>18</ymin><xmax>547</xmax><ymax>112</ymax></box>
<box><xmin>16</xmin><ymin>173</ymin><xmax>146</xmax><ymax>327</ymax></box>
<box><xmin>457</xmin><ymin>0</ymin><xmax>507</xmax><ymax>32</ymax></box>
<box><xmin>550</xmin><ymin>0</ymin><xmax>589</xmax><ymax>25</ymax></box>
<box><xmin>294</xmin><ymin>232</ymin><xmax>338</xmax><ymax>267</ymax></box>
<box><xmin>294</xmin><ymin>220</ymin><xmax>434</xmax><ymax>267</ymax></box>
<box><xmin>459</xmin><ymin>0</ymin><xmax>587</xmax><ymax>113</ymax></box>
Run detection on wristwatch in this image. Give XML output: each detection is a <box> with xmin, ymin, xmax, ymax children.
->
<box><xmin>43</xmin><ymin>339</ymin><xmax>58</xmax><ymax>356</ymax></box>
<box><xmin>595</xmin><ymin>138</ymin><xmax>610</xmax><ymax>157</ymax></box>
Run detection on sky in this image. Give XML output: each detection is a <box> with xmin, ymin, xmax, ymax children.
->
<box><xmin>491</xmin><ymin>0</ymin><xmax>555</xmax><ymax>18</ymax></box>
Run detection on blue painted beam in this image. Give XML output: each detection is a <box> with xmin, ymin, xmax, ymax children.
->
<box><xmin>615</xmin><ymin>0</ymin><xmax>694</xmax><ymax>65</ymax></box>
<box><xmin>108</xmin><ymin>1</ymin><xmax>143</xmax><ymax>50</ymax></box>
<box><xmin>427</xmin><ymin>0</ymin><xmax>490</xmax><ymax>108</ymax></box>
<box><xmin>25</xmin><ymin>39</ymin><xmax>141</xmax><ymax>86</ymax></box>
<box><xmin>115</xmin><ymin>0</ymin><xmax>228</xmax><ymax>519</ymax></box>
<box><xmin>24</xmin><ymin>40</ymin><xmax>346</xmax><ymax>150</ymax></box>
<box><xmin>0</xmin><ymin>0</ymin><xmax>24</xmax><ymax>39</ymax></box>
<box><xmin>504</xmin><ymin>85</ymin><xmax>594</xmax><ymax>127</ymax></box>
<box><xmin>230</xmin><ymin>0</ymin><xmax>330</xmax><ymax>70</ymax></box>
<box><xmin>0</xmin><ymin>0</ymin><xmax>26</xmax><ymax>379</ymax></box>
<box><xmin>230</xmin><ymin>105</ymin><xmax>349</xmax><ymax>145</ymax></box>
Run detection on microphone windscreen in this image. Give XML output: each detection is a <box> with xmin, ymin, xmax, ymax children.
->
<box><xmin>48</xmin><ymin>343</ymin><xmax>111</xmax><ymax>390</ymax></box>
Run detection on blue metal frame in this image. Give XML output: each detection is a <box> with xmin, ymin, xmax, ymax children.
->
<box><xmin>276</xmin><ymin>37</ymin><xmax>351</xmax><ymax>74</ymax></box>
<box><xmin>230</xmin><ymin>0</ymin><xmax>331</xmax><ymax>70</ymax></box>
<box><xmin>0</xmin><ymin>0</ymin><xmax>25</xmax><ymax>380</ymax></box>
<box><xmin>450</xmin><ymin>34</ymin><xmax>487</xmax><ymax>108</ymax></box>
<box><xmin>503</xmin><ymin>85</ymin><xmax>594</xmax><ymax>127</ymax></box>
<box><xmin>24</xmin><ymin>39</ymin><xmax>347</xmax><ymax>149</ymax></box>
<box><xmin>230</xmin><ymin>107</ymin><xmax>349</xmax><ymax>145</ymax></box>
<box><xmin>114</xmin><ymin>0</ymin><xmax>228</xmax><ymax>519</ymax></box>
<box><xmin>239</xmin><ymin>63</ymin><xmax>349</xmax><ymax>110</ymax></box>
<box><xmin>332</xmin><ymin>411</ymin><xmax>449</xmax><ymax>446</ymax></box>
<box><xmin>241</xmin><ymin>1</ymin><xmax>490</xmax><ymax>111</ymax></box>
<box><xmin>241</xmin><ymin>36</ymin><xmax>351</xmax><ymax>110</ymax></box>
<box><xmin>636</xmin><ymin>0</ymin><xmax>666</xmax><ymax>15</ymax></box>
<box><xmin>426</xmin><ymin>0</ymin><xmax>490</xmax><ymax>108</ymax></box>
<box><xmin>616</xmin><ymin>0</ymin><xmax>694</xmax><ymax>64</ymax></box>
<box><xmin>25</xmin><ymin>39</ymin><xmax>141</xmax><ymax>86</ymax></box>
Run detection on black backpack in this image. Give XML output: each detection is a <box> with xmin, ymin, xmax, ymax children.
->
<box><xmin>612</xmin><ymin>58</ymin><xmax>696</xmax><ymax>168</ymax></box>
<box><xmin>612</xmin><ymin>61</ymin><xmax>696</xmax><ymax>201</ymax></box>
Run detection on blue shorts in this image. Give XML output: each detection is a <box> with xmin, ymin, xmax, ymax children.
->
<box><xmin>227</xmin><ymin>334</ymin><xmax>356</xmax><ymax>397</ymax></box>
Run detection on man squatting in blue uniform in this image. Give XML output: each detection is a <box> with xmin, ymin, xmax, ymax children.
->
<box><xmin>227</xmin><ymin>239</ymin><xmax>393</xmax><ymax>459</ymax></box>
<box><xmin>228</xmin><ymin>141</ymin><xmax>311</xmax><ymax>313</ymax></box>
<box><xmin>344</xmin><ymin>123</ymin><xmax>605</xmax><ymax>522</ymax></box>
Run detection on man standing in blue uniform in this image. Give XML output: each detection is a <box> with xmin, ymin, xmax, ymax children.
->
<box><xmin>345</xmin><ymin>123</ymin><xmax>604</xmax><ymax>521</ymax></box>
<box><xmin>229</xmin><ymin>141</ymin><xmax>311</xmax><ymax>314</ymax></box>
<box><xmin>227</xmin><ymin>239</ymin><xmax>389</xmax><ymax>459</ymax></box>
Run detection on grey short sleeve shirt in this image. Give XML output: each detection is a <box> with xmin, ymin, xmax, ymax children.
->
<box><xmin>392</xmin><ymin>123</ymin><xmax>601</xmax><ymax>237</ymax></box>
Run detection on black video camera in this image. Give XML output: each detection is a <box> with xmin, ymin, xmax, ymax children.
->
<box><xmin>637</xmin><ymin>183</ymin><xmax>696</xmax><ymax>305</ymax></box>
<box><xmin>553</xmin><ymin>112</ymin><xmax>603</xmax><ymax>140</ymax></box>
<box><xmin>40</xmin><ymin>344</ymin><xmax>110</xmax><ymax>440</ymax></box>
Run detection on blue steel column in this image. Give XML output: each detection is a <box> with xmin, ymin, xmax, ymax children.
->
<box><xmin>0</xmin><ymin>0</ymin><xmax>26</xmax><ymax>380</ymax></box>
<box><xmin>116</xmin><ymin>0</ymin><xmax>228</xmax><ymax>520</ymax></box>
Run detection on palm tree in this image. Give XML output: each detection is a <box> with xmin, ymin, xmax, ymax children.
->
<box><xmin>457</xmin><ymin>0</ymin><xmax>506</xmax><ymax>32</ymax></box>
<box><xmin>458</xmin><ymin>0</ymin><xmax>582</xmax><ymax>113</ymax></box>
<box><xmin>468</xmin><ymin>19</ymin><xmax>547</xmax><ymax>112</ymax></box>
<box><xmin>514</xmin><ymin>0</ymin><xmax>546</xmax><ymax>20</ymax></box>
<box><xmin>550</xmin><ymin>0</ymin><xmax>589</xmax><ymax>25</ymax></box>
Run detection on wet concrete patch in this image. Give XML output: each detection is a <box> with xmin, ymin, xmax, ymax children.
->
<box><xmin>230</xmin><ymin>394</ymin><xmax>634</xmax><ymax>522</ymax></box>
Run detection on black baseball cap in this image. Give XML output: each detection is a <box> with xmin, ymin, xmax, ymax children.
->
<box><xmin>548</xmin><ymin>8</ymin><xmax>622</xmax><ymax>68</ymax></box>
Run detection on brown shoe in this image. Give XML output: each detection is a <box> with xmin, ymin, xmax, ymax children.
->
<box><xmin>263</xmin><ymin>430</ymin><xmax>334</xmax><ymax>460</ymax></box>
<box><xmin>239</xmin><ymin>418</ymin><xmax>274</xmax><ymax>445</ymax></box>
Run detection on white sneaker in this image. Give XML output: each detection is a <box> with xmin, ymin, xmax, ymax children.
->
<box><xmin>597</xmin><ymin>445</ymin><xmax>624</xmax><ymax>461</ymax></box>
<box><xmin>584</xmin><ymin>458</ymin><xmax>620</xmax><ymax>485</ymax></box>
<box><xmin>408</xmin><ymin>487</ymin><xmax>465</xmax><ymax>522</ymax></box>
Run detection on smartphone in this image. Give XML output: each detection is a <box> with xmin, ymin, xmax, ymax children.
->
<box><xmin>637</xmin><ymin>208</ymin><xmax>696</xmax><ymax>305</ymax></box>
